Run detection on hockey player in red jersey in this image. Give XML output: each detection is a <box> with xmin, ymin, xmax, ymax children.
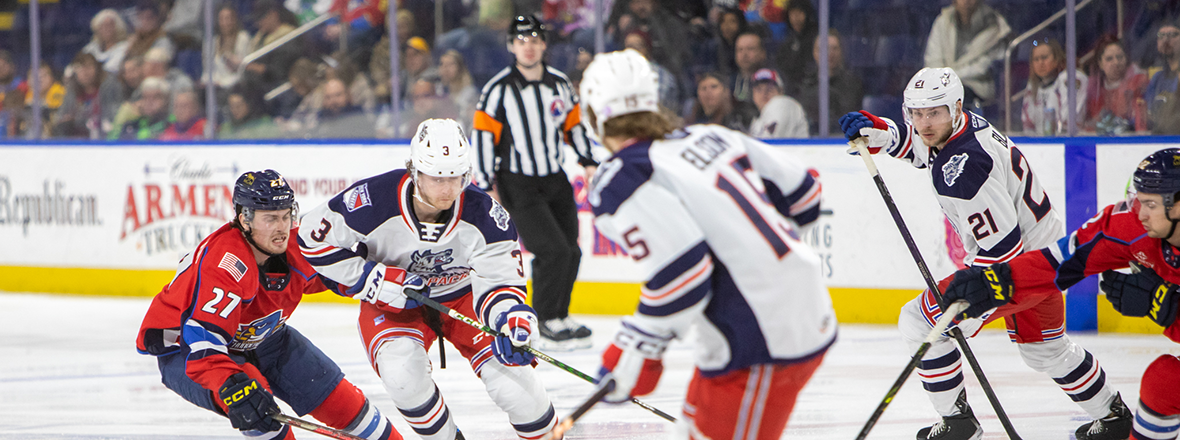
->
<box><xmin>942</xmin><ymin>148</ymin><xmax>1180</xmax><ymax>440</ymax></box>
<box><xmin>579</xmin><ymin>49</ymin><xmax>835</xmax><ymax>440</ymax></box>
<box><xmin>839</xmin><ymin>67</ymin><xmax>1129</xmax><ymax>440</ymax></box>
<box><xmin>136</xmin><ymin>170</ymin><xmax>404</xmax><ymax>440</ymax></box>
<box><xmin>298</xmin><ymin>119</ymin><xmax>559</xmax><ymax>440</ymax></box>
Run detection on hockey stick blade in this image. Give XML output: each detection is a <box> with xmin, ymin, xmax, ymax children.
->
<box><xmin>540</xmin><ymin>377</ymin><xmax>617</xmax><ymax>440</ymax></box>
<box><xmin>855</xmin><ymin>301</ymin><xmax>968</xmax><ymax>440</ymax></box>
<box><xmin>851</xmin><ymin>137</ymin><xmax>1023</xmax><ymax>439</ymax></box>
<box><xmin>401</xmin><ymin>289</ymin><xmax>677</xmax><ymax>423</ymax></box>
<box><xmin>273</xmin><ymin>413</ymin><xmax>365</xmax><ymax>440</ymax></box>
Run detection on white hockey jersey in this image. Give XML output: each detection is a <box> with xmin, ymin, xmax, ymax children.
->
<box><xmin>882</xmin><ymin>111</ymin><xmax>1065</xmax><ymax>266</ymax></box>
<box><xmin>589</xmin><ymin>124</ymin><xmax>836</xmax><ymax>377</ymax></box>
<box><xmin>297</xmin><ymin>170</ymin><xmax>527</xmax><ymax>326</ymax></box>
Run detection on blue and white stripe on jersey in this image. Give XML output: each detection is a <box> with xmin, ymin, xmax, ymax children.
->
<box><xmin>973</xmin><ymin>228</ymin><xmax>1024</xmax><ymax>266</ymax></box>
<box><xmin>639</xmin><ymin>242</ymin><xmax>713</xmax><ymax>317</ymax></box>
<box><xmin>588</xmin><ymin>140</ymin><xmax>655</xmax><ymax>217</ymax></box>
<box><xmin>763</xmin><ymin>171</ymin><xmax>821</xmax><ymax>227</ymax></box>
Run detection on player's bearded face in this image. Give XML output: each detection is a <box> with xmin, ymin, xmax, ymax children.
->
<box><xmin>246</xmin><ymin>209</ymin><xmax>292</xmax><ymax>255</ymax></box>
<box><xmin>417</xmin><ymin>174</ymin><xmax>465</xmax><ymax>209</ymax></box>
<box><xmin>908</xmin><ymin>105</ymin><xmax>953</xmax><ymax>146</ymax></box>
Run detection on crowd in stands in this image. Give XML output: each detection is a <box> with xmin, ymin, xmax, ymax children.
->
<box><xmin>3</xmin><ymin>0</ymin><xmax>1180</xmax><ymax>140</ymax></box>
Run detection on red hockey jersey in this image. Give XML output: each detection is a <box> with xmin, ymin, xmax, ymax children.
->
<box><xmin>136</xmin><ymin>223</ymin><xmax>342</xmax><ymax>391</ymax></box>
<box><xmin>1006</xmin><ymin>201</ymin><xmax>1180</xmax><ymax>343</ymax></box>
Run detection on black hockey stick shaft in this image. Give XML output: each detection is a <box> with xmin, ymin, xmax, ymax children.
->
<box><xmin>273</xmin><ymin>413</ymin><xmax>365</xmax><ymax>440</ymax></box>
<box><xmin>852</xmin><ymin>138</ymin><xmax>1022</xmax><ymax>439</ymax></box>
<box><xmin>402</xmin><ymin>289</ymin><xmax>677</xmax><ymax>423</ymax></box>
<box><xmin>856</xmin><ymin>301</ymin><xmax>967</xmax><ymax>440</ymax></box>
<box><xmin>541</xmin><ymin>378</ymin><xmax>617</xmax><ymax>440</ymax></box>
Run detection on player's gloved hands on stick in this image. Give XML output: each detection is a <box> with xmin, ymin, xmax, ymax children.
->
<box><xmin>493</xmin><ymin>303</ymin><xmax>538</xmax><ymax>366</ymax></box>
<box><xmin>941</xmin><ymin>263</ymin><xmax>1014</xmax><ymax>320</ymax></box>
<box><xmin>351</xmin><ymin>263</ymin><xmax>425</xmax><ymax>311</ymax></box>
<box><xmin>219</xmin><ymin>373</ymin><xmax>283</xmax><ymax>432</ymax></box>
<box><xmin>1101</xmin><ymin>265</ymin><xmax>1178</xmax><ymax>327</ymax></box>
<box><xmin>839</xmin><ymin>111</ymin><xmax>894</xmax><ymax>155</ymax></box>
<box><xmin>598</xmin><ymin>320</ymin><xmax>671</xmax><ymax>403</ymax></box>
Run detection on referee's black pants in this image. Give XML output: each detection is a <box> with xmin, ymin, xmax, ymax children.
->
<box><xmin>496</xmin><ymin>171</ymin><xmax>581</xmax><ymax>322</ymax></box>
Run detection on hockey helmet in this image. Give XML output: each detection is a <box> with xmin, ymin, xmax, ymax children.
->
<box><xmin>509</xmin><ymin>14</ymin><xmax>546</xmax><ymax>42</ymax></box>
<box><xmin>233</xmin><ymin>169</ymin><xmax>296</xmax><ymax>212</ymax></box>
<box><xmin>409</xmin><ymin>119</ymin><xmax>473</xmax><ymax>186</ymax></box>
<box><xmin>579</xmin><ymin>49</ymin><xmax>660</xmax><ymax>140</ymax></box>
<box><xmin>903</xmin><ymin>67</ymin><xmax>964</xmax><ymax>124</ymax></box>
<box><xmin>1133</xmin><ymin>148</ymin><xmax>1180</xmax><ymax>208</ymax></box>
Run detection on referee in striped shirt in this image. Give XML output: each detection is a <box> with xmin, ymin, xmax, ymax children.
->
<box><xmin>471</xmin><ymin>14</ymin><xmax>597</xmax><ymax>349</ymax></box>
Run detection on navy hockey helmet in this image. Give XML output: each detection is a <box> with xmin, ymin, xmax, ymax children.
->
<box><xmin>233</xmin><ymin>169</ymin><xmax>295</xmax><ymax>212</ymax></box>
<box><xmin>509</xmin><ymin>14</ymin><xmax>546</xmax><ymax>42</ymax></box>
<box><xmin>1132</xmin><ymin>148</ymin><xmax>1180</xmax><ymax>208</ymax></box>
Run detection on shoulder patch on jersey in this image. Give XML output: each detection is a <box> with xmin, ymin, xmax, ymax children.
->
<box><xmin>490</xmin><ymin>200</ymin><xmax>510</xmax><ymax>231</ymax></box>
<box><xmin>344</xmin><ymin>183</ymin><xmax>372</xmax><ymax>212</ymax></box>
<box><xmin>942</xmin><ymin>153</ymin><xmax>970</xmax><ymax>187</ymax></box>
<box><xmin>218</xmin><ymin>252</ymin><xmax>248</xmax><ymax>282</ymax></box>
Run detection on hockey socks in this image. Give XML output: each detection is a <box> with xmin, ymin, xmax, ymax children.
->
<box><xmin>1052</xmin><ymin>351</ymin><xmax>1115</xmax><ymax>418</ymax></box>
<box><xmin>916</xmin><ymin>344</ymin><xmax>966</xmax><ymax>416</ymax></box>
<box><xmin>397</xmin><ymin>385</ymin><xmax>456</xmax><ymax>440</ymax></box>
<box><xmin>309</xmin><ymin>380</ymin><xmax>402</xmax><ymax>440</ymax></box>
<box><xmin>1133</xmin><ymin>400</ymin><xmax>1180</xmax><ymax>440</ymax></box>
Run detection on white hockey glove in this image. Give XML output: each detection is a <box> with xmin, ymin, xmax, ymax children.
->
<box><xmin>839</xmin><ymin>111</ymin><xmax>898</xmax><ymax>155</ymax></box>
<box><xmin>351</xmin><ymin>263</ymin><xmax>426</xmax><ymax>311</ymax></box>
<box><xmin>492</xmin><ymin>304</ymin><xmax>538</xmax><ymax>366</ymax></box>
<box><xmin>597</xmin><ymin>319</ymin><xmax>672</xmax><ymax>403</ymax></box>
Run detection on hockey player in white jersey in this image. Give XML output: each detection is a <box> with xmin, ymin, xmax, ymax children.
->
<box><xmin>578</xmin><ymin>49</ymin><xmax>836</xmax><ymax>440</ymax></box>
<box><xmin>297</xmin><ymin>119</ymin><xmax>559</xmax><ymax>440</ymax></box>
<box><xmin>838</xmin><ymin>67</ymin><xmax>1130</xmax><ymax>440</ymax></box>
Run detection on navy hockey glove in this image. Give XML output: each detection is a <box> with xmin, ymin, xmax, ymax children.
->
<box><xmin>839</xmin><ymin>111</ymin><xmax>894</xmax><ymax>155</ymax></box>
<box><xmin>1101</xmin><ymin>266</ymin><xmax>1178</xmax><ymax>327</ymax></box>
<box><xmin>941</xmin><ymin>263</ymin><xmax>1014</xmax><ymax>320</ymax></box>
<box><xmin>218</xmin><ymin>373</ymin><xmax>282</xmax><ymax>432</ymax></box>
<box><xmin>492</xmin><ymin>304</ymin><xmax>537</xmax><ymax>366</ymax></box>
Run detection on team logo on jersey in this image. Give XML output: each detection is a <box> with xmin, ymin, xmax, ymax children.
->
<box><xmin>344</xmin><ymin>183</ymin><xmax>372</xmax><ymax>212</ymax></box>
<box><xmin>942</xmin><ymin>153</ymin><xmax>970</xmax><ymax>187</ymax></box>
<box><xmin>1135</xmin><ymin>251</ymin><xmax>1154</xmax><ymax>268</ymax></box>
<box><xmin>231</xmin><ymin>310</ymin><xmax>285</xmax><ymax>351</ymax></box>
<box><xmin>490</xmin><ymin>201</ymin><xmax>510</xmax><ymax>231</ymax></box>
<box><xmin>218</xmin><ymin>252</ymin><xmax>248</xmax><ymax>282</ymax></box>
<box><xmin>418</xmin><ymin>222</ymin><xmax>445</xmax><ymax>242</ymax></box>
<box><xmin>408</xmin><ymin>249</ymin><xmax>471</xmax><ymax>287</ymax></box>
<box><xmin>550</xmin><ymin>98</ymin><xmax>566</xmax><ymax>122</ymax></box>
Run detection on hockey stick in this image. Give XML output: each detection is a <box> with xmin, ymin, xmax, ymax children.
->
<box><xmin>401</xmin><ymin>289</ymin><xmax>678</xmax><ymax>423</ymax></box>
<box><xmin>851</xmin><ymin>137</ymin><xmax>1022</xmax><ymax>439</ymax></box>
<box><xmin>273</xmin><ymin>413</ymin><xmax>365</xmax><ymax>440</ymax></box>
<box><xmin>855</xmin><ymin>301</ymin><xmax>968</xmax><ymax>440</ymax></box>
<box><xmin>540</xmin><ymin>377</ymin><xmax>617</xmax><ymax>440</ymax></box>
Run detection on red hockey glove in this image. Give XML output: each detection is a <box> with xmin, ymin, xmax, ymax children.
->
<box><xmin>597</xmin><ymin>321</ymin><xmax>671</xmax><ymax>403</ymax></box>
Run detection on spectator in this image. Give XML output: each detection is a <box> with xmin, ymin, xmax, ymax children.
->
<box><xmin>437</xmin><ymin>49</ymin><xmax>477</xmax><ymax>130</ymax></box>
<box><xmin>623</xmin><ymin>30</ymin><xmax>683</xmax><ymax>113</ymax></box>
<box><xmin>1020</xmin><ymin>38</ymin><xmax>1088</xmax><ymax>135</ymax></box>
<box><xmin>275</xmin><ymin>57</ymin><xmax>321</xmax><ymax>125</ymax></box>
<box><xmin>609</xmin><ymin>0</ymin><xmax>690</xmax><ymax>76</ymax></box>
<box><xmin>162</xmin><ymin>0</ymin><xmax>204</xmax><ymax>50</ymax></box>
<box><xmin>399</xmin><ymin>36</ymin><xmax>438</xmax><ymax>102</ymax></box>
<box><xmin>111</xmin><ymin>76</ymin><xmax>172</xmax><ymax>140</ymax></box>
<box><xmin>732</xmin><ymin>31</ymin><xmax>771</xmax><ymax>103</ymax></box>
<box><xmin>687</xmin><ymin>71</ymin><xmax>758</xmax><ymax>132</ymax></box>
<box><xmin>143</xmin><ymin>47</ymin><xmax>195</xmax><ymax>100</ymax></box>
<box><xmin>0</xmin><ymin>86</ymin><xmax>26</xmax><ymax>138</ymax></box>
<box><xmin>55</xmin><ymin>53</ymin><xmax>111</xmax><ymax>138</ymax></box>
<box><xmin>219</xmin><ymin>81</ymin><xmax>281</xmax><ymax>139</ymax></box>
<box><xmin>775</xmin><ymin>1</ymin><xmax>817</xmax><ymax>96</ymax></box>
<box><xmin>398</xmin><ymin>77</ymin><xmax>460</xmax><ymax>136</ymax></box>
<box><xmin>125</xmin><ymin>1</ymin><xmax>176</xmax><ymax>62</ymax></box>
<box><xmin>304</xmin><ymin>77</ymin><xmax>375</xmax><ymax>138</ymax></box>
<box><xmin>160</xmin><ymin>90</ymin><xmax>205</xmax><ymax>140</ymax></box>
<box><xmin>25</xmin><ymin>61</ymin><xmax>66</xmax><ymax>114</ymax></box>
<box><xmin>797</xmin><ymin>30</ymin><xmax>864</xmax><ymax>136</ymax></box>
<box><xmin>1147</xmin><ymin>21</ymin><xmax>1180</xmax><ymax>134</ymax></box>
<box><xmin>107</xmin><ymin>56</ymin><xmax>147</xmax><ymax>133</ymax></box>
<box><xmin>924</xmin><ymin>0</ymin><xmax>1011</xmax><ymax>115</ymax></box>
<box><xmin>83</xmin><ymin>9</ymin><xmax>132</xmax><ymax>74</ymax></box>
<box><xmin>321</xmin><ymin>0</ymin><xmax>385</xmax><ymax>68</ymax></box>
<box><xmin>1084</xmin><ymin>37</ymin><xmax>1148</xmax><ymax>134</ymax></box>
<box><xmin>245</xmin><ymin>0</ymin><xmax>301</xmax><ymax>91</ymax></box>
<box><xmin>0</xmin><ymin>50</ymin><xmax>24</xmax><ymax>113</ymax></box>
<box><xmin>748</xmin><ymin>68</ymin><xmax>808</xmax><ymax>138</ymax></box>
<box><xmin>327</xmin><ymin>50</ymin><xmax>376</xmax><ymax>116</ymax></box>
<box><xmin>703</xmin><ymin>7</ymin><xmax>746</xmax><ymax>79</ymax></box>
<box><xmin>369</xmin><ymin>10</ymin><xmax>416</xmax><ymax>101</ymax></box>
<box><xmin>204</xmin><ymin>3</ymin><xmax>251</xmax><ymax>92</ymax></box>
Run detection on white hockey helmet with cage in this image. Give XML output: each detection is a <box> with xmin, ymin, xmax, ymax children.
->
<box><xmin>903</xmin><ymin>67</ymin><xmax>964</xmax><ymax>125</ymax></box>
<box><xmin>579</xmin><ymin>49</ymin><xmax>660</xmax><ymax>140</ymax></box>
<box><xmin>408</xmin><ymin>119</ymin><xmax>472</xmax><ymax>186</ymax></box>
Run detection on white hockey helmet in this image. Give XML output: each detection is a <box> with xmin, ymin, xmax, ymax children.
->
<box><xmin>579</xmin><ymin>48</ymin><xmax>660</xmax><ymax>140</ymax></box>
<box><xmin>408</xmin><ymin>119</ymin><xmax>472</xmax><ymax>186</ymax></box>
<box><xmin>903</xmin><ymin>67</ymin><xmax>964</xmax><ymax>124</ymax></box>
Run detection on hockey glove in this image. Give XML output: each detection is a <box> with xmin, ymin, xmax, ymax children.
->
<box><xmin>1101</xmin><ymin>266</ymin><xmax>1178</xmax><ymax>327</ymax></box>
<box><xmin>492</xmin><ymin>304</ymin><xmax>538</xmax><ymax>366</ymax></box>
<box><xmin>218</xmin><ymin>373</ymin><xmax>282</xmax><ymax>432</ymax></box>
<box><xmin>598</xmin><ymin>320</ymin><xmax>671</xmax><ymax>403</ymax></box>
<box><xmin>942</xmin><ymin>263</ymin><xmax>1014</xmax><ymax>320</ymax></box>
<box><xmin>351</xmin><ymin>264</ymin><xmax>425</xmax><ymax>311</ymax></box>
<box><xmin>839</xmin><ymin>111</ymin><xmax>895</xmax><ymax>155</ymax></box>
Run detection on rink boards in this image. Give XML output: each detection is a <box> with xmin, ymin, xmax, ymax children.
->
<box><xmin>0</xmin><ymin>137</ymin><xmax>1172</xmax><ymax>333</ymax></box>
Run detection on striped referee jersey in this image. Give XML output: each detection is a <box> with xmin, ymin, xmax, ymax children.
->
<box><xmin>470</xmin><ymin>64</ymin><xmax>596</xmax><ymax>190</ymax></box>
